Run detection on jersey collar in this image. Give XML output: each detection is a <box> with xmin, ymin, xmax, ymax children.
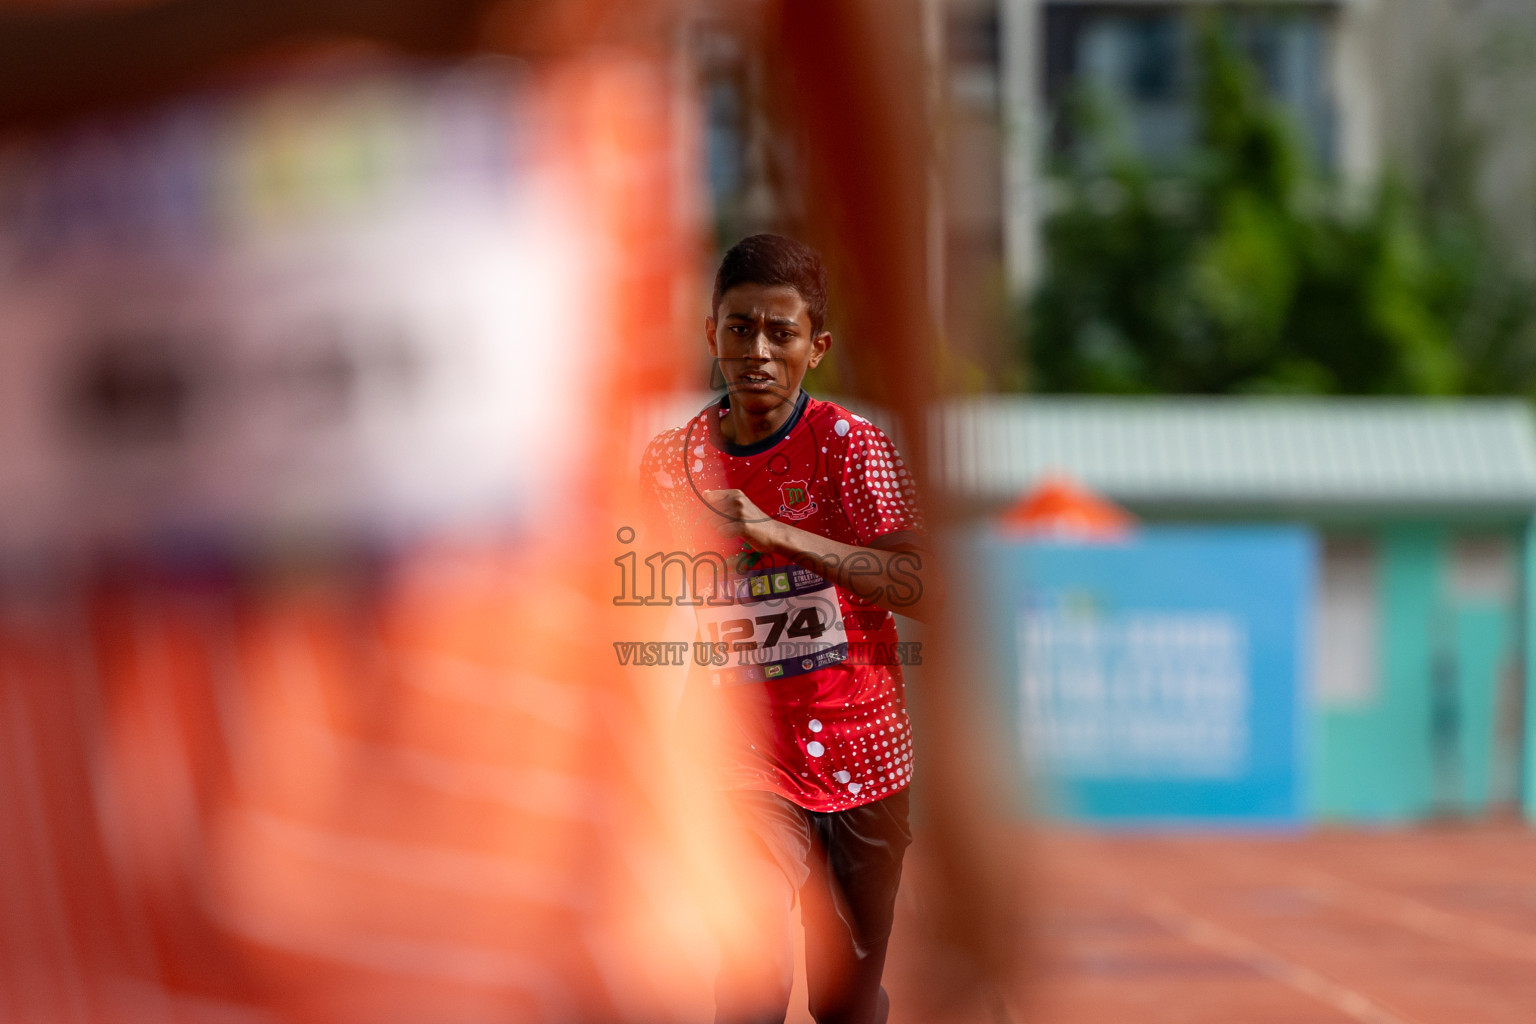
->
<box><xmin>709</xmin><ymin>388</ymin><xmax>811</xmax><ymax>457</ymax></box>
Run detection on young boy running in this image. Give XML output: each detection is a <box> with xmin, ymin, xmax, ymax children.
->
<box><xmin>640</xmin><ymin>234</ymin><xmax>935</xmax><ymax>1024</ymax></box>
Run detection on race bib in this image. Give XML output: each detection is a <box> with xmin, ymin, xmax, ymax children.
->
<box><xmin>696</xmin><ymin>564</ymin><xmax>847</xmax><ymax>685</ymax></box>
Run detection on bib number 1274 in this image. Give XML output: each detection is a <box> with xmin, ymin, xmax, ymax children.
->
<box><xmin>695</xmin><ymin>564</ymin><xmax>848</xmax><ymax>684</ymax></box>
<box><xmin>703</xmin><ymin>604</ymin><xmax>828</xmax><ymax>648</ymax></box>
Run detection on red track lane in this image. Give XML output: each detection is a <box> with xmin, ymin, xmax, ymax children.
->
<box><xmin>881</xmin><ymin>826</ymin><xmax>1536</xmax><ymax>1024</ymax></box>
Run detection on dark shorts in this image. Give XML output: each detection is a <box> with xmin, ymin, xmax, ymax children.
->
<box><xmin>715</xmin><ymin>787</ymin><xmax>912</xmax><ymax>1024</ymax></box>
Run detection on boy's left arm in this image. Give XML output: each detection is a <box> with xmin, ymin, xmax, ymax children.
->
<box><xmin>702</xmin><ymin>489</ymin><xmax>942</xmax><ymax>622</ymax></box>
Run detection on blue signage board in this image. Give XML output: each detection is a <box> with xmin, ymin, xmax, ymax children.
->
<box><xmin>963</xmin><ymin>527</ymin><xmax>1314</xmax><ymax>826</ymax></box>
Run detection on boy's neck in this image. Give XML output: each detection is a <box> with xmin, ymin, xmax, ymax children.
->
<box><xmin>721</xmin><ymin>388</ymin><xmax>803</xmax><ymax>448</ymax></box>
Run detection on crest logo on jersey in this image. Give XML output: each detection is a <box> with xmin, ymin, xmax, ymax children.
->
<box><xmin>778</xmin><ymin>479</ymin><xmax>818</xmax><ymax>520</ymax></box>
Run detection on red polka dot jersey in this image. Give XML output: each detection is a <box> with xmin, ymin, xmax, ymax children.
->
<box><xmin>639</xmin><ymin>391</ymin><xmax>924</xmax><ymax>811</ymax></box>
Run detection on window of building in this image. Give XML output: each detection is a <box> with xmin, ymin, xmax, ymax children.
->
<box><xmin>1044</xmin><ymin>2</ymin><xmax>1338</xmax><ymax>170</ymax></box>
<box><xmin>1312</xmin><ymin>535</ymin><xmax>1378</xmax><ymax>709</ymax></box>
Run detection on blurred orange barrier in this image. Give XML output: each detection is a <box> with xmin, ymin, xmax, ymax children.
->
<box><xmin>0</xmin><ymin>4</ymin><xmax>1034</xmax><ymax>1023</ymax></box>
<box><xmin>0</xmin><ymin>52</ymin><xmax>727</xmax><ymax>1022</ymax></box>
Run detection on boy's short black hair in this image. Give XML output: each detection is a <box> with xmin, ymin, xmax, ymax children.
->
<box><xmin>712</xmin><ymin>234</ymin><xmax>829</xmax><ymax>334</ymax></box>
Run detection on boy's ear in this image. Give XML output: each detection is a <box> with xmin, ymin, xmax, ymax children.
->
<box><xmin>705</xmin><ymin>316</ymin><xmax>719</xmax><ymax>357</ymax></box>
<box><xmin>808</xmin><ymin>330</ymin><xmax>832</xmax><ymax>369</ymax></box>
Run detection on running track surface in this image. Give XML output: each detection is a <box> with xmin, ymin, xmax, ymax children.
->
<box><xmin>884</xmin><ymin>825</ymin><xmax>1536</xmax><ymax>1024</ymax></box>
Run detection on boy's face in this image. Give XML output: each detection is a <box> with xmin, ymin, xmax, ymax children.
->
<box><xmin>706</xmin><ymin>283</ymin><xmax>830</xmax><ymax>415</ymax></box>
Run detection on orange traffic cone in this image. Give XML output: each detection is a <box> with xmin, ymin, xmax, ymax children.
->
<box><xmin>997</xmin><ymin>475</ymin><xmax>1134</xmax><ymax>540</ymax></box>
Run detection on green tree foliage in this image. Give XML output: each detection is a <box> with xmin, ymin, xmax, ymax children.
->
<box><xmin>1028</xmin><ymin>18</ymin><xmax>1536</xmax><ymax>396</ymax></box>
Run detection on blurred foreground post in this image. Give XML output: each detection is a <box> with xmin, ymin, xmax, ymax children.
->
<box><xmin>763</xmin><ymin>1</ymin><xmax>1031</xmax><ymax>1017</ymax></box>
<box><xmin>0</xmin><ymin>1</ymin><xmax>1029</xmax><ymax>1020</ymax></box>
